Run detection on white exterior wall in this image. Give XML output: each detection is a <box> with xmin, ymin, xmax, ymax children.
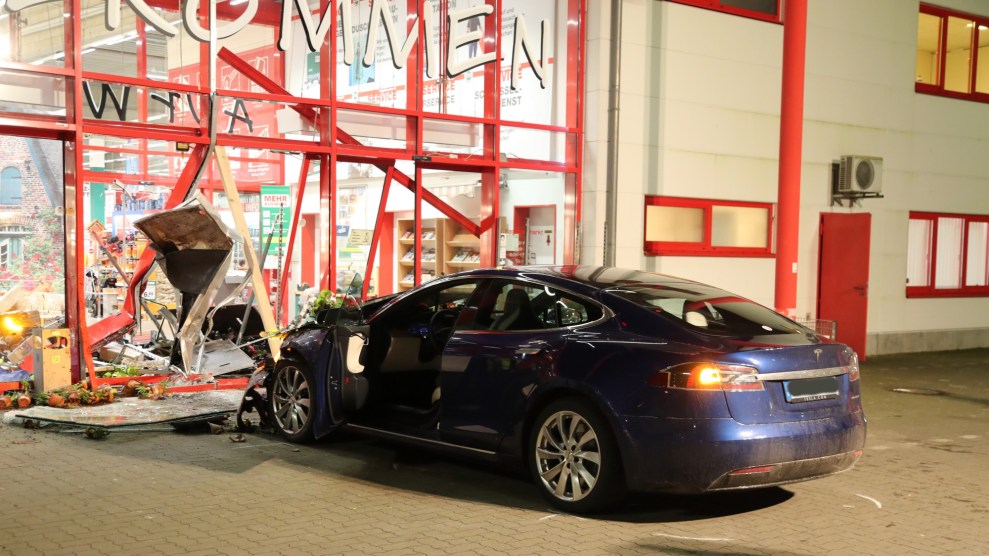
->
<box><xmin>583</xmin><ymin>0</ymin><xmax>989</xmax><ymax>354</ymax></box>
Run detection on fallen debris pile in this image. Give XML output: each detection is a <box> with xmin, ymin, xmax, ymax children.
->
<box><xmin>3</xmin><ymin>389</ymin><xmax>244</xmax><ymax>435</ymax></box>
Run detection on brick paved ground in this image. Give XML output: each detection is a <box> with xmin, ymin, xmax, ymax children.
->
<box><xmin>0</xmin><ymin>348</ymin><xmax>987</xmax><ymax>555</ymax></box>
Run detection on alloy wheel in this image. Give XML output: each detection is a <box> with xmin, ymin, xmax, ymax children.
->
<box><xmin>271</xmin><ymin>365</ymin><xmax>311</xmax><ymax>434</ymax></box>
<box><xmin>534</xmin><ymin>410</ymin><xmax>602</xmax><ymax>502</ymax></box>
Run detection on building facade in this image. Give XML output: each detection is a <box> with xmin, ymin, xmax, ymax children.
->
<box><xmin>583</xmin><ymin>0</ymin><xmax>989</xmax><ymax>356</ymax></box>
<box><xmin>1</xmin><ymin>0</ymin><xmax>987</xmax><ymax>381</ymax></box>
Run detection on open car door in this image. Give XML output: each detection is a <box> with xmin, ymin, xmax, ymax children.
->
<box><xmin>238</xmin><ymin>274</ymin><xmax>370</xmax><ymax>441</ymax></box>
<box><xmin>324</xmin><ymin>274</ymin><xmax>371</xmax><ymax>430</ymax></box>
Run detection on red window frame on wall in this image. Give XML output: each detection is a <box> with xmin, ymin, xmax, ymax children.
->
<box><xmin>916</xmin><ymin>3</ymin><xmax>989</xmax><ymax>104</ymax></box>
<box><xmin>666</xmin><ymin>0</ymin><xmax>781</xmax><ymax>24</ymax></box>
<box><xmin>907</xmin><ymin>211</ymin><xmax>989</xmax><ymax>298</ymax></box>
<box><xmin>644</xmin><ymin>196</ymin><xmax>775</xmax><ymax>257</ymax></box>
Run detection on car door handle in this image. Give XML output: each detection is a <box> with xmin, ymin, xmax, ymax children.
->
<box><xmin>515</xmin><ymin>347</ymin><xmax>543</xmax><ymax>358</ymax></box>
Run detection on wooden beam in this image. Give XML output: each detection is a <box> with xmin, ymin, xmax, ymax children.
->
<box><xmin>214</xmin><ymin>146</ymin><xmax>282</xmax><ymax>358</ymax></box>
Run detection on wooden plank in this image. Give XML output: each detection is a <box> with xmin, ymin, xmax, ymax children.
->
<box><xmin>214</xmin><ymin>146</ymin><xmax>282</xmax><ymax>358</ymax></box>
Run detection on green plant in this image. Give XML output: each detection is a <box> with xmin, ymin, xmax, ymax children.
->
<box><xmin>311</xmin><ymin>289</ymin><xmax>342</xmax><ymax>313</ymax></box>
<box><xmin>288</xmin><ymin>288</ymin><xmax>347</xmax><ymax>330</ymax></box>
<box><xmin>98</xmin><ymin>365</ymin><xmax>142</xmax><ymax>378</ymax></box>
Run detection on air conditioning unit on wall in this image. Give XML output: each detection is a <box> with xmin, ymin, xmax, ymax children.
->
<box><xmin>838</xmin><ymin>155</ymin><xmax>883</xmax><ymax>194</ymax></box>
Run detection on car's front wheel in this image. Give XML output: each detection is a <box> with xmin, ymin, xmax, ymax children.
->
<box><xmin>268</xmin><ymin>360</ymin><xmax>316</xmax><ymax>442</ymax></box>
<box><xmin>529</xmin><ymin>398</ymin><xmax>626</xmax><ymax>513</ymax></box>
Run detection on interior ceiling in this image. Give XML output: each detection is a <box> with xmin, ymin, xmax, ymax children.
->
<box><xmin>16</xmin><ymin>6</ymin><xmax>988</xmax><ymax>94</ymax></box>
<box><xmin>12</xmin><ymin>4</ymin><xmax>168</xmax><ymax>71</ymax></box>
<box><xmin>14</xmin><ymin>0</ymin><xmax>331</xmax><ymax>67</ymax></box>
<box><xmin>918</xmin><ymin>14</ymin><xmax>989</xmax><ymax>53</ymax></box>
<box><xmin>19</xmin><ymin>2</ymin><xmax>989</xmax><ymax>61</ymax></box>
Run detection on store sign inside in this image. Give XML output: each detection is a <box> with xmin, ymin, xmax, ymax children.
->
<box><xmin>5</xmin><ymin>0</ymin><xmax>549</xmax><ymax>90</ymax></box>
<box><xmin>81</xmin><ymin>82</ymin><xmax>257</xmax><ymax>132</ymax></box>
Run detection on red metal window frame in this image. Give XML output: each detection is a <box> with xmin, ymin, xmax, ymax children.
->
<box><xmin>644</xmin><ymin>196</ymin><xmax>775</xmax><ymax>257</ymax></box>
<box><xmin>916</xmin><ymin>3</ymin><xmax>989</xmax><ymax>104</ymax></box>
<box><xmin>907</xmin><ymin>211</ymin><xmax>989</xmax><ymax>298</ymax></box>
<box><xmin>1</xmin><ymin>0</ymin><xmax>587</xmax><ymax>381</ymax></box>
<box><xmin>665</xmin><ymin>0</ymin><xmax>781</xmax><ymax>24</ymax></box>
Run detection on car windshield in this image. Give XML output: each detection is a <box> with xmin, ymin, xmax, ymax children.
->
<box><xmin>605</xmin><ymin>284</ymin><xmax>808</xmax><ymax>337</ymax></box>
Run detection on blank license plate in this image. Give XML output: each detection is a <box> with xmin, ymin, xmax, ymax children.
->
<box><xmin>784</xmin><ymin>376</ymin><xmax>839</xmax><ymax>403</ymax></box>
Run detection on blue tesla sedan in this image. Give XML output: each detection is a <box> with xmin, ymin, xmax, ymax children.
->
<box><xmin>240</xmin><ymin>266</ymin><xmax>866</xmax><ymax>513</ymax></box>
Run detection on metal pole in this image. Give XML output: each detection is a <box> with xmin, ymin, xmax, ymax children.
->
<box><xmin>209</xmin><ymin>0</ymin><xmax>217</xmax><ymax>93</ymax></box>
<box><xmin>274</xmin><ymin>201</ymin><xmax>285</xmax><ymax>321</ymax></box>
<box><xmin>604</xmin><ymin>0</ymin><xmax>623</xmax><ymax>266</ymax></box>
<box><xmin>236</xmin><ymin>212</ymin><xmax>282</xmax><ymax>344</ymax></box>
<box><xmin>775</xmin><ymin>0</ymin><xmax>808</xmax><ymax>318</ymax></box>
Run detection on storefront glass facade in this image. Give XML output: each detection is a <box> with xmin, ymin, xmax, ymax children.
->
<box><xmin>0</xmin><ymin>0</ymin><xmax>585</xmax><ymax>379</ymax></box>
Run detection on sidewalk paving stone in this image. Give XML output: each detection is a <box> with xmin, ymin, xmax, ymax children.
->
<box><xmin>0</xmin><ymin>348</ymin><xmax>986</xmax><ymax>554</ymax></box>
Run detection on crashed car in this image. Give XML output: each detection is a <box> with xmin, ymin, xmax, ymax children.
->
<box><xmin>240</xmin><ymin>266</ymin><xmax>866</xmax><ymax>513</ymax></box>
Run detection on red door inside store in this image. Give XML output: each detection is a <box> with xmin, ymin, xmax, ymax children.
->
<box><xmin>817</xmin><ymin>213</ymin><xmax>871</xmax><ymax>358</ymax></box>
<box><xmin>301</xmin><ymin>213</ymin><xmax>317</xmax><ymax>288</ymax></box>
<box><xmin>514</xmin><ymin>205</ymin><xmax>557</xmax><ymax>265</ymax></box>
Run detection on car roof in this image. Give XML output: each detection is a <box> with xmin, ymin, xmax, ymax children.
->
<box><xmin>452</xmin><ymin>265</ymin><xmax>713</xmax><ymax>296</ymax></box>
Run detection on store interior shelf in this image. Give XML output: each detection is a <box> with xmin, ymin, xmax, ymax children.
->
<box><xmin>394</xmin><ymin>217</ymin><xmax>479</xmax><ymax>290</ymax></box>
<box><xmin>446</xmin><ymin>237</ymin><xmax>481</xmax><ymax>247</ymax></box>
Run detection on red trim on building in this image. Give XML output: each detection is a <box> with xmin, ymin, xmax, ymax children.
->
<box><xmin>917</xmin><ymin>3</ymin><xmax>989</xmax><ymax>104</ymax></box>
<box><xmin>1</xmin><ymin>0</ymin><xmax>587</xmax><ymax>381</ymax></box>
<box><xmin>774</xmin><ymin>0</ymin><xmax>807</xmax><ymax>318</ymax></box>
<box><xmin>643</xmin><ymin>196</ymin><xmax>775</xmax><ymax>258</ymax></box>
<box><xmin>907</xmin><ymin>211</ymin><xmax>989</xmax><ymax>298</ymax></box>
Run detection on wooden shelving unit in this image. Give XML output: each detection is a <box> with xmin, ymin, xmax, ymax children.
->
<box><xmin>442</xmin><ymin>219</ymin><xmax>481</xmax><ymax>276</ymax></box>
<box><xmin>396</xmin><ymin>218</ymin><xmax>440</xmax><ymax>291</ymax></box>
<box><xmin>395</xmin><ymin>217</ymin><xmax>481</xmax><ymax>290</ymax></box>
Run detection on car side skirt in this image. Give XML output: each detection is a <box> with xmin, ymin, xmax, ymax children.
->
<box><xmin>345</xmin><ymin>423</ymin><xmax>499</xmax><ymax>458</ymax></box>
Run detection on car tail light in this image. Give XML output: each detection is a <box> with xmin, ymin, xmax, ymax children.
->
<box><xmin>651</xmin><ymin>363</ymin><xmax>763</xmax><ymax>391</ymax></box>
<box><xmin>848</xmin><ymin>352</ymin><xmax>860</xmax><ymax>382</ymax></box>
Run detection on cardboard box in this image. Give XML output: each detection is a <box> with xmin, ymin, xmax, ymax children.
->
<box><xmin>36</xmin><ymin>329</ymin><xmax>72</xmax><ymax>391</ymax></box>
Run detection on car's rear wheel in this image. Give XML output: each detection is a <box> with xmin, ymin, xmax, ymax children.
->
<box><xmin>268</xmin><ymin>360</ymin><xmax>316</xmax><ymax>442</ymax></box>
<box><xmin>529</xmin><ymin>398</ymin><xmax>626</xmax><ymax>513</ymax></box>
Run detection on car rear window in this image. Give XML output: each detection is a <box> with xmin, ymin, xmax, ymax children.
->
<box><xmin>605</xmin><ymin>284</ymin><xmax>808</xmax><ymax>337</ymax></box>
